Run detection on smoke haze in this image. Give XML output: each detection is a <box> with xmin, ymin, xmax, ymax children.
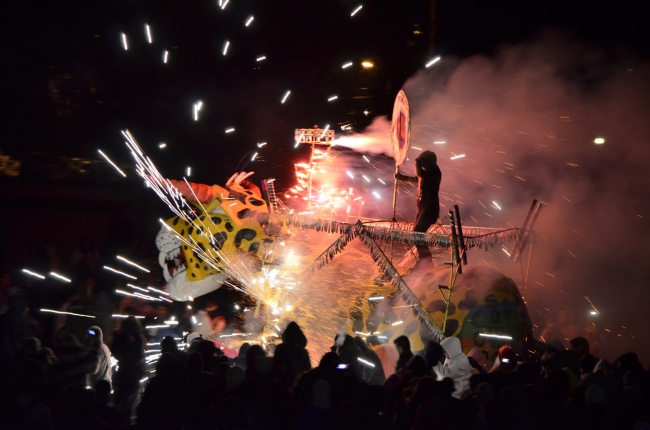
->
<box><xmin>324</xmin><ymin>29</ymin><xmax>650</xmax><ymax>364</ymax></box>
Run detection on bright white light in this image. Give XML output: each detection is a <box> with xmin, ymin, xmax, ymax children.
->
<box><xmin>219</xmin><ymin>0</ymin><xmax>230</xmax><ymax>10</ymax></box>
<box><xmin>590</xmin><ymin>310</ymin><xmax>598</xmax><ymax>315</ymax></box>
<box><xmin>49</xmin><ymin>272</ymin><xmax>72</xmax><ymax>283</ymax></box>
<box><xmin>256</xmin><ymin>55</ymin><xmax>267</xmax><ymax>62</ymax></box>
<box><xmin>186</xmin><ymin>166</ymin><xmax>191</xmax><ymax>177</ymax></box>
<box><xmin>225</xmin><ymin>128</ymin><xmax>235</xmax><ymax>133</ymax></box>
<box><xmin>361</xmin><ymin>61</ymin><xmax>374</xmax><ymax>69</ymax></box>
<box><xmin>492</xmin><ymin>201</ymin><xmax>501</xmax><ymax>210</ymax></box>
<box><xmin>245</xmin><ymin>16</ymin><xmax>254</xmax><ymax>27</ymax></box>
<box><xmin>425</xmin><ymin>56</ymin><xmax>441</xmax><ymax>68</ymax></box>
<box><xmin>478</xmin><ymin>333</ymin><xmax>513</xmax><ymax>340</ymax></box>
<box><xmin>145</xmin><ymin>24</ymin><xmax>152</xmax><ymax>44</ymax></box>
<box><xmin>358</xmin><ymin>357</ymin><xmax>375</xmax><ymax>367</ymax></box>
<box><xmin>41</xmin><ymin>308</ymin><xmax>95</xmax><ymax>318</ymax></box>
<box><xmin>257</xmin><ymin>142</ymin><xmax>267</xmax><ymax>148</ymax></box>
<box><xmin>594</xmin><ymin>137</ymin><xmax>605</xmax><ymax>145</ymax></box>
<box><xmin>103</xmin><ymin>265</ymin><xmax>137</xmax><ymax>280</ymax></box>
<box><xmin>368</xmin><ymin>296</ymin><xmax>384</xmax><ymax>301</ymax></box>
<box><xmin>251</xmin><ymin>152</ymin><xmax>258</xmax><ymax>161</ymax></box>
<box><xmin>346</xmin><ymin>171</ymin><xmax>354</xmax><ymax>179</ymax></box>
<box><xmin>163</xmin><ymin>50</ymin><xmax>169</xmax><ymax>64</ymax></box>
<box><xmin>433</xmin><ymin>141</ymin><xmax>446</xmax><ymax>144</ymax></box>
<box><xmin>121</xmin><ymin>32</ymin><xmax>128</xmax><ymax>51</ymax></box>
<box><xmin>193</xmin><ymin>101</ymin><xmax>203</xmax><ymax>121</ymax></box>
<box><xmin>222</xmin><ymin>40</ymin><xmax>230</xmax><ymax>56</ymax></box>
<box><xmin>127</xmin><ymin>284</ymin><xmax>149</xmax><ymax>293</ymax></box>
<box><xmin>117</xmin><ymin>255</ymin><xmax>150</xmax><ymax>273</ymax></box>
<box><xmin>392</xmin><ymin>320</ymin><xmax>403</xmax><ymax>326</ymax></box>
<box><xmin>98</xmin><ymin>149</ymin><xmax>127</xmax><ymax>177</ymax></box>
<box><xmin>281</xmin><ymin>90</ymin><xmax>291</xmax><ymax>104</ymax></box>
<box><xmin>341</xmin><ymin>61</ymin><xmax>353</xmax><ymax>69</ymax></box>
<box><xmin>159</xmin><ymin>142</ymin><xmax>167</xmax><ymax>149</ymax></box>
<box><xmin>450</xmin><ymin>154</ymin><xmax>465</xmax><ymax>160</ymax></box>
<box><xmin>328</xmin><ymin>95</ymin><xmax>338</xmax><ymax>102</ymax></box>
<box><xmin>22</xmin><ymin>268</ymin><xmax>45</xmax><ymax>280</ymax></box>
<box><xmin>372</xmin><ymin>191</ymin><xmax>381</xmax><ymax>199</ymax></box>
<box><xmin>350</xmin><ymin>5</ymin><xmax>363</xmax><ymax>16</ymax></box>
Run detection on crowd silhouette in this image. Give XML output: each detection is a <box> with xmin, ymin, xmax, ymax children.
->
<box><xmin>1</xmin><ymin>239</ymin><xmax>649</xmax><ymax>429</ymax></box>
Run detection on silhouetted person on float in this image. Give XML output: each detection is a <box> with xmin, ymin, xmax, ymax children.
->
<box><xmin>395</xmin><ymin>150</ymin><xmax>442</xmax><ymax>268</ymax></box>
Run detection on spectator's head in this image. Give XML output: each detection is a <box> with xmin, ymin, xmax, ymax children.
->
<box><xmin>424</xmin><ymin>340</ymin><xmax>445</xmax><ymax>367</ymax></box>
<box><xmin>161</xmin><ymin>335</ymin><xmax>179</xmax><ymax>353</ymax></box>
<box><xmin>84</xmin><ymin>326</ymin><xmax>104</xmax><ymax>348</ymax></box>
<box><xmin>121</xmin><ymin>315</ymin><xmax>143</xmax><ymax>336</ymax></box>
<box><xmin>569</xmin><ymin>336</ymin><xmax>590</xmax><ymax>358</ymax></box>
<box><xmin>394</xmin><ymin>335</ymin><xmax>411</xmax><ymax>354</ymax></box>
<box><xmin>282</xmin><ymin>321</ymin><xmax>307</xmax><ymax>348</ymax></box>
<box><xmin>440</xmin><ymin>336</ymin><xmax>463</xmax><ymax>360</ymax></box>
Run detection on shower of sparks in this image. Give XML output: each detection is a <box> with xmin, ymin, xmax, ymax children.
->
<box><xmin>341</xmin><ymin>61</ymin><xmax>353</xmax><ymax>69</ymax></box>
<box><xmin>257</xmin><ymin>142</ymin><xmax>267</xmax><ymax>148</ymax></box>
<box><xmin>163</xmin><ymin>50</ymin><xmax>169</xmax><ymax>63</ymax></box>
<box><xmin>245</xmin><ymin>16</ymin><xmax>254</xmax><ymax>27</ymax></box>
<box><xmin>117</xmin><ymin>255</ymin><xmax>150</xmax><ymax>273</ymax></box>
<box><xmin>121</xmin><ymin>32</ymin><xmax>128</xmax><ymax>51</ymax></box>
<box><xmin>145</xmin><ymin>24</ymin><xmax>152</xmax><ymax>44</ymax></box>
<box><xmin>492</xmin><ymin>201</ymin><xmax>501</xmax><ymax>210</ymax></box>
<box><xmin>219</xmin><ymin>0</ymin><xmax>229</xmax><ymax>10</ymax></box>
<box><xmin>159</xmin><ymin>142</ymin><xmax>167</xmax><ymax>149</ymax></box>
<box><xmin>225</xmin><ymin>128</ymin><xmax>235</xmax><ymax>133</ymax></box>
<box><xmin>113</xmin><ymin>314</ymin><xmax>145</xmax><ymax>319</ymax></box>
<box><xmin>222</xmin><ymin>40</ymin><xmax>230</xmax><ymax>56</ymax></box>
<box><xmin>281</xmin><ymin>90</ymin><xmax>291</xmax><ymax>104</ymax></box>
<box><xmin>425</xmin><ymin>56</ymin><xmax>441</xmax><ymax>68</ymax></box>
<box><xmin>350</xmin><ymin>5</ymin><xmax>363</xmax><ymax>16</ymax></box>
<box><xmin>97</xmin><ymin>149</ymin><xmax>127</xmax><ymax>177</ymax></box>
<box><xmin>186</xmin><ymin>166</ymin><xmax>192</xmax><ymax>176</ymax></box>
<box><xmin>49</xmin><ymin>272</ymin><xmax>72</xmax><ymax>283</ymax></box>
<box><xmin>256</xmin><ymin>55</ymin><xmax>266</xmax><ymax>62</ymax></box>
<box><xmin>103</xmin><ymin>265</ymin><xmax>138</xmax><ymax>280</ymax></box>
<box><xmin>328</xmin><ymin>95</ymin><xmax>338</xmax><ymax>102</ymax></box>
<box><xmin>450</xmin><ymin>154</ymin><xmax>466</xmax><ymax>160</ymax></box>
<box><xmin>22</xmin><ymin>268</ymin><xmax>45</xmax><ymax>279</ymax></box>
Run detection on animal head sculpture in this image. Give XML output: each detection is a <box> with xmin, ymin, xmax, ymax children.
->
<box><xmin>155</xmin><ymin>172</ymin><xmax>271</xmax><ymax>301</ymax></box>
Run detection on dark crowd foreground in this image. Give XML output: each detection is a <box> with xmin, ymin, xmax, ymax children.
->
<box><xmin>2</xmin><ymin>299</ymin><xmax>650</xmax><ymax>430</ymax></box>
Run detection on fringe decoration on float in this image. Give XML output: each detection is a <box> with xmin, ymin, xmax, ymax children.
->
<box><xmin>355</xmin><ymin>222</ymin><xmax>444</xmax><ymax>341</ymax></box>
<box><xmin>269</xmin><ymin>214</ymin><xmax>525</xmax><ymax>252</ymax></box>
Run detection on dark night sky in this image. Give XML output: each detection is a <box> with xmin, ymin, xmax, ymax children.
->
<box><xmin>2</xmin><ymin>1</ymin><xmax>646</xmax><ymax>184</ymax></box>
<box><xmin>2</xmin><ymin>1</ymin><xmax>650</xmax><ymax>362</ymax></box>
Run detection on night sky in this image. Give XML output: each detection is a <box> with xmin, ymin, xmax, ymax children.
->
<box><xmin>2</xmin><ymin>1</ymin><xmax>650</xmax><ymax>362</ymax></box>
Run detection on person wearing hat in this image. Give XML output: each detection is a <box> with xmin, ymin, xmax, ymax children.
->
<box><xmin>395</xmin><ymin>150</ymin><xmax>442</xmax><ymax>268</ymax></box>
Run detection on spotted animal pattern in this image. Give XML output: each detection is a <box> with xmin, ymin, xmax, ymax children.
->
<box><xmin>157</xmin><ymin>180</ymin><xmax>272</xmax><ymax>301</ymax></box>
<box><xmin>355</xmin><ymin>265</ymin><xmax>534</xmax><ymax>359</ymax></box>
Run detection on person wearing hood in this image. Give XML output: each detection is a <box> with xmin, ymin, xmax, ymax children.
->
<box><xmin>273</xmin><ymin>321</ymin><xmax>311</xmax><ymax>388</ymax></box>
<box><xmin>83</xmin><ymin>325</ymin><xmax>113</xmax><ymax>389</ymax></box>
<box><xmin>395</xmin><ymin>150</ymin><xmax>442</xmax><ymax>268</ymax></box>
<box><xmin>435</xmin><ymin>336</ymin><xmax>472</xmax><ymax>399</ymax></box>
